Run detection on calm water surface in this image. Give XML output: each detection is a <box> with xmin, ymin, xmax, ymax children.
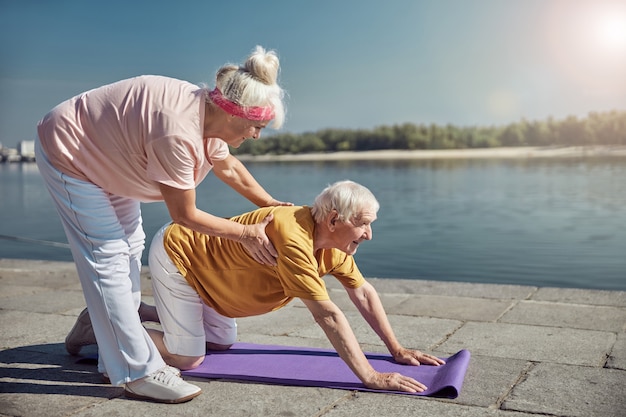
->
<box><xmin>1</xmin><ymin>157</ymin><xmax>625</xmax><ymax>290</ymax></box>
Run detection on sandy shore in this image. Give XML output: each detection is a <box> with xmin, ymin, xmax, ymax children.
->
<box><xmin>235</xmin><ymin>146</ymin><xmax>626</xmax><ymax>162</ymax></box>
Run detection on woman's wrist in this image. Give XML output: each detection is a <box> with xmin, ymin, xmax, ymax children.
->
<box><xmin>238</xmin><ymin>224</ymin><xmax>249</xmax><ymax>242</ymax></box>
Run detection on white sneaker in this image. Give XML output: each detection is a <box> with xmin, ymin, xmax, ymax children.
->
<box><xmin>104</xmin><ymin>366</ymin><xmax>179</xmax><ymax>384</ymax></box>
<box><xmin>125</xmin><ymin>366</ymin><xmax>201</xmax><ymax>404</ymax></box>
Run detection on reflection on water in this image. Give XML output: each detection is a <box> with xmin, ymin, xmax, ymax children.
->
<box><xmin>1</xmin><ymin>157</ymin><xmax>625</xmax><ymax>290</ymax></box>
<box><xmin>2</xmin><ymin>162</ymin><xmax>45</xmax><ymax>210</ymax></box>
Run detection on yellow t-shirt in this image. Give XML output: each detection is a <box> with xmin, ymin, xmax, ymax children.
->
<box><xmin>163</xmin><ymin>206</ymin><xmax>365</xmax><ymax>318</ymax></box>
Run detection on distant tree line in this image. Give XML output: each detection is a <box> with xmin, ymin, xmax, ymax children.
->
<box><xmin>231</xmin><ymin>110</ymin><xmax>626</xmax><ymax>156</ymax></box>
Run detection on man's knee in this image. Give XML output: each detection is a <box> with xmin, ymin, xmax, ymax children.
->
<box><xmin>174</xmin><ymin>354</ymin><xmax>205</xmax><ymax>370</ymax></box>
<box><xmin>206</xmin><ymin>342</ymin><xmax>233</xmax><ymax>351</ymax></box>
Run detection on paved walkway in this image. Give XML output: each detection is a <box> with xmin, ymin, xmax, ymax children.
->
<box><xmin>1</xmin><ymin>258</ymin><xmax>624</xmax><ymax>417</ymax></box>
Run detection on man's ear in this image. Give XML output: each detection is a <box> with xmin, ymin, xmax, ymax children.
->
<box><xmin>327</xmin><ymin>210</ymin><xmax>338</xmax><ymax>231</ymax></box>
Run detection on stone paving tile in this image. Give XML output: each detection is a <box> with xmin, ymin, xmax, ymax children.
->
<box><xmin>71</xmin><ymin>380</ymin><xmax>351</xmax><ymax>417</ymax></box>
<box><xmin>324</xmin><ymin>392</ymin><xmax>539</xmax><ymax>417</ymax></box>
<box><xmin>388</xmin><ymin>294</ymin><xmax>514</xmax><ymax>322</ymax></box>
<box><xmin>0</xmin><ymin>349</ymin><xmax>121</xmax><ymax>417</ymax></box>
<box><xmin>365</xmin><ymin>314</ymin><xmax>461</xmax><ymax>352</ymax></box>
<box><xmin>0</xmin><ymin>284</ymin><xmax>53</xmax><ymax>299</ymax></box>
<box><xmin>500</xmin><ymin>300</ymin><xmax>626</xmax><ymax>332</ymax></box>
<box><xmin>502</xmin><ymin>362</ymin><xmax>626</xmax><ymax>417</ymax></box>
<box><xmin>289</xmin><ymin>312</ymin><xmax>462</xmax><ymax>353</ymax></box>
<box><xmin>450</xmin><ymin>354</ymin><xmax>529</xmax><ymax>408</ymax></box>
<box><xmin>0</xmin><ymin>259</ymin><xmax>80</xmax><ymax>290</ymax></box>
<box><xmin>327</xmin><ymin>287</ymin><xmax>410</xmax><ymax>312</ymax></box>
<box><xmin>1</xmin><ymin>340</ymin><xmax>72</xmax><ymax>358</ymax></box>
<box><xmin>326</xmin><ymin>277</ymin><xmax>537</xmax><ymax>300</ymax></box>
<box><xmin>0</xmin><ymin>390</ymin><xmax>119</xmax><ymax>417</ymax></box>
<box><xmin>0</xmin><ymin>259</ymin><xmax>77</xmax><ymax>274</ymax></box>
<box><xmin>0</xmin><ymin>311</ymin><xmax>78</xmax><ymax>350</ymax></box>
<box><xmin>440</xmin><ymin>322</ymin><xmax>616</xmax><ymax>366</ymax></box>
<box><xmin>0</xmin><ymin>288</ymin><xmax>86</xmax><ymax>314</ymax></box>
<box><xmin>532</xmin><ymin>287</ymin><xmax>626</xmax><ymax>307</ymax></box>
<box><xmin>607</xmin><ymin>332</ymin><xmax>626</xmax><ymax>370</ymax></box>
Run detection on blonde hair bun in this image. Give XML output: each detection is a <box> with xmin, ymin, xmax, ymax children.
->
<box><xmin>244</xmin><ymin>45</ymin><xmax>280</xmax><ymax>86</ymax></box>
<box><xmin>212</xmin><ymin>45</ymin><xmax>286</xmax><ymax>128</ymax></box>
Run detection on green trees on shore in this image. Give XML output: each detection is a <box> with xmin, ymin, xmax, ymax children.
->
<box><xmin>232</xmin><ymin>110</ymin><xmax>626</xmax><ymax>156</ymax></box>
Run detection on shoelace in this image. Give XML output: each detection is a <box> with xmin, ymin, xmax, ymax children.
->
<box><xmin>151</xmin><ymin>366</ymin><xmax>183</xmax><ymax>386</ymax></box>
<box><xmin>165</xmin><ymin>365</ymin><xmax>181</xmax><ymax>377</ymax></box>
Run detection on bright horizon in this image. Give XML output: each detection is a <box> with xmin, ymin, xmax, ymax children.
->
<box><xmin>1</xmin><ymin>0</ymin><xmax>625</xmax><ymax>149</ymax></box>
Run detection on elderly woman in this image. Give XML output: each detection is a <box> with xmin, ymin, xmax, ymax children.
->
<box><xmin>35</xmin><ymin>46</ymin><xmax>291</xmax><ymax>403</ymax></box>
<box><xmin>147</xmin><ymin>180</ymin><xmax>445</xmax><ymax>394</ymax></box>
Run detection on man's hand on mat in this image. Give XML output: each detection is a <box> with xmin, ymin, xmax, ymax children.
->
<box><xmin>366</xmin><ymin>371</ymin><xmax>428</xmax><ymax>393</ymax></box>
<box><xmin>393</xmin><ymin>348</ymin><xmax>446</xmax><ymax>366</ymax></box>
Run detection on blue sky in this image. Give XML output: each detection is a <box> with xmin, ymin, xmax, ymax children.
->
<box><xmin>1</xmin><ymin>0</ymin><xmax>625</xmax><ymax>148</ymax></box>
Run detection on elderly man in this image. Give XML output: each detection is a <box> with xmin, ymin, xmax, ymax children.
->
<box><xmin>147</xmin><ymin>180</ymin><xmax>444</xmax><ymax>393</ymax></box>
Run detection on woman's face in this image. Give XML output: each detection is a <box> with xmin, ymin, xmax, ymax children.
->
<box><xmin>221</xmin><ymin>117</ymin><xmax>270</xmax><ymax>148</ymax></box>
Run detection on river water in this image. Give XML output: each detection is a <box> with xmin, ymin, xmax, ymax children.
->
<box><xmin>1</xmin><ymin>156</ymin><xmax>625</xmax><ymax>290</ymax></box>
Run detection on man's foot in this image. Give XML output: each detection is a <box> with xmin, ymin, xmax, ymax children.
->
<box><xmin>124</xmin><ymin>366</ymin><xmax>201</xmax><ymax>404</ymax></box>
<box><xmin>65</xmin><ymin>308</ymin><xmax>96</xmax><ymax>355</ymax></box>
<box><xmin>66</xmin><ymin>302</ymin><xmax>159</xmax><ymax>356</ymax></box>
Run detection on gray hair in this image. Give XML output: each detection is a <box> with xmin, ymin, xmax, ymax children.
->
<box><xmin>206</xmin><ymin>45</ymin><xmax>286</xmax><ymax>128</ymax></box>
<box><xmin>311</xmin><ymin>180</ymin><xmax>379</xmax><ymax>223</ymax></box>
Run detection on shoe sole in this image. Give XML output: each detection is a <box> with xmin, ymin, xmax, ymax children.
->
<box><xmin>124</xmin><ymin>388</ymin><xmax>202</xmax><ymax>404</ymax></box>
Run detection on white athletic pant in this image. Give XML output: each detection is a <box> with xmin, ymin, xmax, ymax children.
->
<box><xmin>149</xmin><ymin>224</ymin><xmax>237</xmax><ymax>357</ymax></box>
<box><xmin>35</xmin><ymin>139</ymin><xmax>165</xmax><ymax>386</ymax></box>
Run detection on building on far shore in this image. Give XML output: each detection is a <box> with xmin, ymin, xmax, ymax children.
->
<box><xmin>17</xmin><ymin>141</ymin><xmax>35</xmax><ymax>162</ymax></box>
<box><xmin>0</xmin><ymin>140</ymin><xmax>36</xmax><ymax>163</ymax></box>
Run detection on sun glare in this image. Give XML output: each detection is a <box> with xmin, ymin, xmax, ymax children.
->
<box><xmin>595</xmin><ymin>10</ymin><xmax>626</xmax><ymax>51</ymax></box>
<box><xmin>543</xmin><ymin>1</ymin><xmax>626</xmax><ymax>99</ymax></box>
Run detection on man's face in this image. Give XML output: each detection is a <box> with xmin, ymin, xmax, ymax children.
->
<box><xmin>331</xmin><ymin>208</ymin><xmax>377</xmax><ymax>255</ymax></box>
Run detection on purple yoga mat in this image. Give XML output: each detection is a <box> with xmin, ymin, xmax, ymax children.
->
<box><xmin>182</xmin><ymin>343</ymin><xmax>470</xmax><ymax>398</ymax></box>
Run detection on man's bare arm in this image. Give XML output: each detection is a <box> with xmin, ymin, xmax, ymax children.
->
<box><xmin>301</xmin><ymin>298</ymin><xmax>428</xmax><ymax>393</ymax></box>
<box><xmin>345</xmin><ymin>282</ymin><xmax>445</xmax><ymax>366</ymax></box>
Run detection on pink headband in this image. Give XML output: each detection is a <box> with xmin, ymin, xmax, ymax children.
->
<box><xmin>208</xmin><ymin>88</ymin><xmax>275</xmax><ymax>121</ymax></box>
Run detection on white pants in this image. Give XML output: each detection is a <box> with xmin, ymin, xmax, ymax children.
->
<box><xmin>35</xmin><ymin>140</ymin><xmax>165</xmax><ymax>386</ymax></box>
<box><xmin>148</xmin><ymin>224</ymin><xmax>237</xmax><ymax>357</ymax></box>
